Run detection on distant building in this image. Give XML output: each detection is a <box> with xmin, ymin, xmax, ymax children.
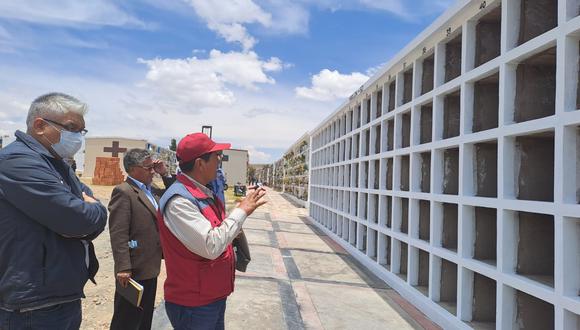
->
<box><xmin>83</xmin><ymin>137</ymin><xmax>176</xmax><ymax>177</ymax></box>
<box><xmin>0</xmin><ymin>134</ymin><xmax>15</xmax><ymax>149</ymax></box>
<box><xmin>221</xmin><ymin>149</ymin><xmax>248</xmax><ymax>185</ymax></box>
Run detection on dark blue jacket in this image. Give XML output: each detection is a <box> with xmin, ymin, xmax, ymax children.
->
<box><xmin>0</xmin><ymin>131</ymin><xmax>107</xmax><ymax>311</ymax></box>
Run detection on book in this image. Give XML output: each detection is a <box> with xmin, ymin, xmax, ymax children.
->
<box><xmin>116</xmin><ymin>278</ymin><xmax>144</xmax><ymax>307</ymax></box>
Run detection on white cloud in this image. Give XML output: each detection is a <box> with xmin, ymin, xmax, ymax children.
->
<box><xmin>137</xmin><ymin>49</ymin><xmax>285</xmax><ymax>111</ymax></box>
<box><xmin>305</xmin><ymin>0</ymin><xmax>455</xmax><ymax>21</ymax></box>
<box><xmin>357</xmin><ymin>0</ymin><xmax>457</xmax><ymax>20</ymax></box>
<box><xmin>258</xmin><ymin>0</ymin><xmax>309</xmax><ymax>35</ymax></box>
<box><xmin>0</xmin><ymin>24</ymin><xmax>111</xmax><ymax>54</ymax></box>
<box><xmin>244</xmin><ymin>145</ymin><xmax>272</xmax><ymax>163</ymax></box>
<box><xmin>357</xmin><ymin>0</ymin><xmax>407</xmax><ymax>17</ymax></box>
<box><xmin>0</xmin><ymin>25</ymin><xmax>15</xmax><ymax>53</ymax></box>
<box><xmin>161</xmin><ymin>0</ymin><xmax>453</xmax><ymax>51</ymax></box>
<box><xmin>366</xmin><ymin>61</ymin><xmax>388</xmax><ymax>77</ymax></box>
<box><xmin>0</xmin><ymin>1</ymin><xmax>145</xmax><ymax>28</ymax></box>
<box><xmin>138</xmin><ymin>55</ymin><xmax>236</xmax><ymax>110</ymax></box>
<box><xmin>0</xmin><ymin>61</ymin><xmax>336</xmax><ymax>164</ymax></box>
<box><xmin>295</xmin><ymin>69</ymin><xmax>369</xmax><ymax>102</ymax></box>
<box><xmin>0</xmin><ymin>26</ymin><xmax>10</xmax><ymax>39</ymax></box>
<box><xmin>0</xmin><ymin>91</ymin><xmax>33</xmax><ymax>136</ymax></box>
<box><xmin>243</xmin><ymin>107</ymin><xmax>283</xmax><ymax>118</ymax></box>
<box><xmin>185</xmin><ymin>0</ymin><xmax>271</xmax><ymax>50</ymax></box>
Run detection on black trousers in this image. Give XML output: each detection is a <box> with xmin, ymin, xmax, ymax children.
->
<box><xmin>110</xmin><ymin>277</ymin><xmax>157</xmax><ymax>330</ymax></box>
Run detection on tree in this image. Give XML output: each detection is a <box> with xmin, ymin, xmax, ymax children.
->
<box><xmin>247</xmin><ymin>165</ymin><xmax>256</xmax><ymax>183</ymax></box>
<box><xmin>169</xmin><ymin>138</ymin><xmax>177</xmax><ymax>151</ymax></box>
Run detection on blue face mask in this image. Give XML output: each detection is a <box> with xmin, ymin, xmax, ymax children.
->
<box><xmin>43</xmin><ymin>119</ymin><xmax>84</xmax><ymax>159</ymax></box>
<box><xmin>51</xmin><ymin>130</ymin><xmax>84</xmax><ymax>159</ymax></box>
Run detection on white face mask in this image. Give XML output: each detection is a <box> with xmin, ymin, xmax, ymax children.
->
<box><xmin>43</xmin><ymin>119</ymin><xmax>84</xmax><ymax>159</ymax></box>
<box><xmin>51</xmin><ymin>129</ymin><xmax>84</xmax><ymax>159</ymax></box>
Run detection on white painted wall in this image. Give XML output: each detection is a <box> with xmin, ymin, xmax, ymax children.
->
<box><xmin>222</xmin><ymin>149</ymin><xmax>248</xmax><ymax>185</ymax></box>
<box><xmin>308</xmin><ymin>0</ymin><xmax>580</xmax><ymax>329</ymax></box>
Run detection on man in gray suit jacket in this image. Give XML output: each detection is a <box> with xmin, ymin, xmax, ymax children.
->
<box><xmin>108</xmin><ymin>148</ymin><xmax>174</xmax><ymax>330</ymax></box>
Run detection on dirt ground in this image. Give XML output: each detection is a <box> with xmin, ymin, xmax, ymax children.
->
<box><xmin>80</xmin><ymin>178</ymin><xmax>239</xmax><ymax>329</ymax></box>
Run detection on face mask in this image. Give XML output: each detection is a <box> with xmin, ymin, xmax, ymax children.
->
<box><xmin>50</xmin><ymin>130</ymin><xmax>84</xmax><ymax>159</ymax></box>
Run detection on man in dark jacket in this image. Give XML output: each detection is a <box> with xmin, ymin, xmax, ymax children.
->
<box><xmin>108</xmin><ymin>148</ymin><xmax>173</xmax><ymax>330</ymax></box>
<box><xmin>0</xmin><ymin>93</ymin><xmax>108</xmax><ymax>329</ymax></box>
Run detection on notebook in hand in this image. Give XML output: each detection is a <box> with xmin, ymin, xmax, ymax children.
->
<box><xmin>116</xmin><ymin>278</ymin><xmax>144</xmax><ymax>307</ymax></box>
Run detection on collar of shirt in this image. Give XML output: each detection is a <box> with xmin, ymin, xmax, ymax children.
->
<box><xmin>127</xmin><ymin>176</ymin><xmax>151</xmax><ymax>192</ymax></box>
<box><xmin>128</xmin><ymin>175</ymin><xmax>159</xmax><ymax>210</ymax></box>
<box><xmin>181</xmin><ymin>173</ymin><xmax>215</xmax><ymax>198</ymax></box>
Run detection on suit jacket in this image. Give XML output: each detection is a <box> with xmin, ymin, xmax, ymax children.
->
<box><xmin>108</xmin><ymin>177</ymin><xmax>173</xmax><ymax>280</ymax></box>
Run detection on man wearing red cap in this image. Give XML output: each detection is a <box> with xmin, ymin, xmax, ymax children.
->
<box><xmin>157</xmin><ymin>133</ymin><xmax>267</xmax><ymax>330</ymax></box>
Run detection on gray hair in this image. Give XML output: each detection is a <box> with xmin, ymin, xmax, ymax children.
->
<box><xmin>123</xmin><ymin>148</ymin><xmax>151</xmax><ymax>172</ymax></box>
<box><xmin>26</xmin><ymin>92</ymin><xmax>88</xmax><ymax>128</ymax></box>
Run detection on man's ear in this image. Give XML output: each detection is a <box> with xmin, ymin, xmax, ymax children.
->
<box><xmin>193</xmin><ymin>158</ymin><xmax>203</xmax><ymax>171</ymax></box>
<box><xmin>31</xmin><ymin>117</ymin><xmax>48</xmax><ymax>135</ymax></box>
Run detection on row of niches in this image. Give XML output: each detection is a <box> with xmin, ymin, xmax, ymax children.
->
<box><xmin>311</xmin><ymin>127</ymin><xmax>580</xmax><ymax>203</ymax></box>
<box><xmin>309</xmin><ymin>204</ymin><xmax>577</xmax><ymax>329</ymax></box>
<box><xmin>312</xmin><ymin>0</ymin><xmax>580</xmax><ymax>151</ymax></box>
<box><xmin>310</xmin><ymin>191</ymin><xmax>573</xmax><ymax>291</ymax></box>
<box><xmin>313</xmin><ymin>44</ymin><xmax>562</xmax><ymax>155</ymax></box>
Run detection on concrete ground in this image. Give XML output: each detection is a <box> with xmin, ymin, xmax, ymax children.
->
<box><xmin>151</xmin><ymin>188</ymin><xmax>440</xmax><ymax>330</ymax></box>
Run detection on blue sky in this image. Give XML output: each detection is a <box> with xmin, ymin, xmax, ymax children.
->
<box><xmin>0</xmin><ymin>0</ymin><xmax>454</xmax><ymax>163</ymax></box>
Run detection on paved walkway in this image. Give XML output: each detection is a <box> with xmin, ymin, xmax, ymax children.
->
<box><xmin>151</xmin><ymin>188</ymin><xmax>440</xmax><ymax>330</ymax></box>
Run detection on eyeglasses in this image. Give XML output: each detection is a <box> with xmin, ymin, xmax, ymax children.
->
<box><xmin>42</xmin><ymin>118</ymin><xmax>88</xmax><ymax>136</ymax></box>
<box><xmin>136</xmin><ymin>164</ymin><xmax>155</xmax><ymax>171</ymax></box>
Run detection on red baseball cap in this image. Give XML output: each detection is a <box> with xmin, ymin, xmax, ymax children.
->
<box><xmin>176</xmin><ymin>133</ymin><xmax>231</xmax><ymax>165</ymax></box>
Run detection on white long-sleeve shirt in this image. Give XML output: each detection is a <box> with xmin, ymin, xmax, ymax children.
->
<box><xmin>163</xmin><ymin>173</ymin><xmax>247</xmax><ymax>260</ymax></box>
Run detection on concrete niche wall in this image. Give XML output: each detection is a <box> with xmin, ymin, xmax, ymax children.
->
<box><xmin>445</xmin><ymin>34</ymin><xmax>462</xmax><ymax>82</ymax></box>
<box><xmin>443</xmin><ymin>148</ymin><xmax>459</xmax><ymax>195</ymax></box>
<box><xmin>475</xmin><ymin>142</ymin><xmax>498</xmax><ymax>197</ymax></box>
<box><xmin>396</xmin><ymin>198</ymin><xmax>409</xmax><ymax>234</ymax></box>
<box><xmin>381</xmin><ymin>234</ymin><xmax>391</xmax><ymax>270</ymax></box>
<box><xmin>439</xmin><ymin>259</ymin><xmax>458</xmax><ymax>314</ymax></box>
<box><xmin>388</xmin><ymin>81</ymin><xmax>396</xmax><ymax>112</ymax></box>
<box><xmin>420</xmin><ymin>104</ymin><xmax>433</xmax><ymax>144</ymax></box>
<box><xmin>308</xmin><ymin>0</ymin><xmax>579</xmax><ymax>328</ymax></box>
<box><xmin>443</xmin><ymin>91</ymin><xmax>461</xmax><ymax>139</ymax></box>
<box><xmin>399</xmin><ymin>242</ymin><xmax>408</xmax><ymax>281</ymax></box>
<box><xmin>473</xmin><ymin>73</ymin><xmax>499</xmax><ymax>132</ymax></box>
<box><xmin>473</xmin><ymin>207</ymin><xmax>497</xmax><ymax>265</ymax></box>
<box><xmin>515</xmin><ymin>290</ymin><xmax>555</xmax><ymax>330</ymax></box>
<box><xmin>415</xmin><ymin>249</ymin><xmax>430</xmax><ymax>296</ymax></box>
<box><xmin>420</xmin><ymin>152</ymin><xmax>431</xmax><ymax>193</ymax></box>
<box><xmin>418</xmin><ymin>200</ymin><xmax>430</xmax><ymax>242</ymax></box>
<box><xmin>421</xmin><ymin>54</ymin><xmax>435</xmax><ymax>94</ymax></box>
<box><xmin>577</xmin><ymin>41</ymin><xmax>580</xmax><ymax>110</ymax></box>
<box><xmin>514</xmin><ymin>48</ymin><xmax>556</xmax><ymax>123</ymax></box>
<box><xmin>441</xmin><ymin>203</ymin><xmax>458</xmax><ymax>252</ymax></box>
<box><xmin>475</xmin><ymin>6</ymin><xmax>501</xmax><ymax>67</ymax></box>
<box><xmin>516</xmin><ymin>212</ymin><xmax>554</xmax><ymax>287</ymax></box>
<box><xmin>386</xmin><ymin>158</ymin><xmax>393</xmax><ymax>190</ymax></box>
<box><xmin>387</xmin><ymin>120</ymin><xmax>394</xmax><ymax>151</ymax></box>
<box><xmin>401</xmin><ymin>112</ymin><xmax>411</xmax><ymax>148</ymax></box>
<box><xmin>402</xmin><ymin>68</ymin><xmax>413</xmax><ymax>105</ymax></box>
<box><xmin>376</xmin><ymin>90</ymin><xmax>383</xmax><ymax>117</ymax></box>
<box><xmin>400</xmin><ymin>155</ymin><xmax>410</xmax><ymax>191</ymax></box>
<box><xmin>518</xmin><ymin>0</ymin><xmax>557</xmax><ymax>45</ymax></box>
<box><xmin>516</xmin><ymin>133</ymin><xmax>554</xmax><ymax>202</ymax></box>
<box><xmin>471</xmin><ymin>273</ymin><xmax>497</xmax><ymax>327</ymax></box>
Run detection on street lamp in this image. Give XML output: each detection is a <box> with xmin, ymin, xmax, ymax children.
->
<box><xmin>202</xmin><ymin>125</ymin><xmax>213</xmax><ymax>138</ymax></box>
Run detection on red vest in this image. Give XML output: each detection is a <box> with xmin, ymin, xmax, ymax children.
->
<box><xmin>157</xmin><ymin>174</ymin><xmax>235</xmax><ymax>307</ymax></box>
